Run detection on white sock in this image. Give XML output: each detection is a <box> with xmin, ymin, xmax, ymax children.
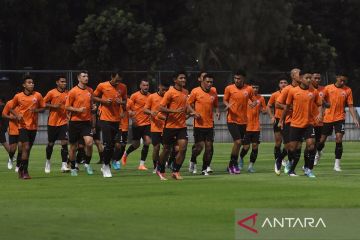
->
<box><xmin>140</xmin><ymin>160</ymin><xmax>145</xmax><ymax>166</ymax></box>
<box><xmin>85</xmin><ymin>163</ymin><xmax>89</xmax><ymax>168</ymax></box>
<box><xmin>335</xmin><ymin>159</ymin><xmax>341</xmax><ymax>167</ymax></box>
<box><xmin>248</xmin><ymin>162</ymin><xmax>254</xmax><ymax>168</ymax></box>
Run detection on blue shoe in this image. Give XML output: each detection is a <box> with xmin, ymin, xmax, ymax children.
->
<box><xmin>307</xmin><ymin>170</ymin><xmax>316</xmax><ymax>178</ymax></box>
<box><xmin>112</xmin><ymin>161</ymin><xmax>120</xmax><ymax>170</ymax></box>
<box><xmin>284</xmin><ymin>162</ymin><xmax>292</xmax><ymax>174</ymax></box>
<box><xmin>247</xmin><ymin>167</ymin><xmax>255</xmax><ymax>173</ymax></box>
<box><xmin>239</xmin><ymin>158</ymin><xmax>244</xmax><ymax>170</ymax></box>
<box><xmin>71</xmin><ymin>169</ymin><xmax>78</xmax><ymax>176</ymax></box>
<box><xmin>85</xmin><ymin>165</ymin><xmax>93</xmax><ymax>175</ymax></box>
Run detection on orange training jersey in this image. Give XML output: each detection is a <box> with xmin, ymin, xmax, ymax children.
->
<box><xmin>12</xmin><ymin>91</ymin><xmax>45</xmax><ymax>130</ymax></box>
<box><xmin>267</xmin><ymin>90</ymin><xmax>283</xmax><ymax>119</ymax></box>
<box><xmin>160</xmin><ymin>86</ymin><xmax>188</xmax><ymax>129</ymax></box>
<box><xmin>129</xmin><ymin>91</ymin><xmax>150</xmax><ymax>126</ymax></box>
<box><xmin>65</xmin><ymin>86</ymin><xmax>93</xmax><ymax>122</ymax></box>
<box><xmin>144</xmin><ymin>92</ymin><xmax>165</xmax><ymax>132</ymax></box>
<box><xmin>246</xmin><ymin>95</ymin><xmax>266</xmax><ymax>131</ymax></box>
<box><xmin>286</xmin><ymin>86</ymin><xmax>322</xmax><ymax>128</ymax></box>
<box><xmin>311</xmin><ymin>86</ymin><xmax>325</xmax><ymax>127</ymax></box>
<box><xmin>2</xmin><ymin>100</ymin><xmax>19</xmax><ymax>135</ymax></box>
<box><xmin>93</xmin><ymin>81</ymin><xmax>127</xmax><ymax>122</ymax></box>
<box><xmin>44</xmin><ymin>88</ymin><xmax>68</xmax><ymax>126</ymax></box>
<box><xmin>119</xmin><ymin>98</ymin><xmax>131</xmax><ymax>132</ymax></box>
<box><xmin>277</xmin><ymin>85</ymin><xmax>297</xmax><ymax>123</ymax></box>
<box><xmin>187</xmin><ymin>86</ymin><xmax>218</xmax><ymax>128</ymax></box>
<box><xmin>323</xmin><ymin>84</ymin><xmax>354</xmax><ymax>123</ymax></box>
<box><xmin>223</xmin><ymin>84</ymin><xmax>254</xmax><ymax>124</ymax></box>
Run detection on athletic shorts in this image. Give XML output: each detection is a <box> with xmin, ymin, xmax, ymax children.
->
<box><xmin>0</xmin><ymin>129</ymin><xmax>6</xmax><ymax>143</ymax></box>
<box><xmin>93</xmin><ymin>121</ymin><xmax>102</xmax><ymax>141</ymax></box>
<box><xmin>289</xmin><ymin>125</ymin><xmax>315</xmax><ymax>142</ymax></box>
<box><xmin>8</xmin><ymin>134</ymin><xmax>19</xmax><ymax>145</ymax></box>
<box><xmin>162</xmin><ymin>127</ymin><xmax>188</xmax><ymax>145</ymax></box>
<box><xmin>282</xmin><ymin>123</ymin><xmax>291</xmax><ymax>144</ymax></box>
<box><xmin>132</xmin><ymin>124</ymin><xmax>151</xmax><ymax>141</ymax></box>
<box><xmin>68</xmin><ymin>121</ymin><xmax>93</xmax><ymax>144</ymax></box>
<box><xmin>227</xmin><ymin>123</ymin><xmax>246</xmax><ymax>141</ymax></box>
<box><xmin>322</xmin><ymin>120</ymin><xmax>345</xmax><ymax>136</ymax></box>
<box><xmin>48</xmin><ymin>124</ymin><xmax>68</xmax><ymax>143</ymax></box>
<box><xmin>273</xmin><ymin>118</ymin><xmax>281</xmax><ymax>133</ymax></box>
<box><xmin>115</xmin><ymin>131</ymin><xmax>128</xmax><ymax>144</ymax></box>
<box><xmin>193</xmin><ymin>127</ymin><xmax>214</xmax><ymax>143</ymax></box>
<box><xmin>314</xmin><ymin>126</ymin><xmax>323</xmax><ymax>143</ymax></box>
<box><xmin>151</xmin><ymin>132</ymin><xmax>163</xmax><ymax>146</ymax></box>
<box><xmin>19</xmin><ymin>129</ymin><xmax>37</xmax><ymax>145</ymax></box>
<box><xmin>243</xmin><ymin>131</ymin><xmax>261</xmax><ymax>145</ymax></box>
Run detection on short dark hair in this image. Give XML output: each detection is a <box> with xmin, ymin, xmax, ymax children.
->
<box><xmin>335</xmin><ymin>70</ymin><xmax>348</xmax><ymax>78</ymax></box>
<box><xmin>160</xmin><ymin>80</ymin><xmax>171</xmax><ymax>88</ymax></box>
<box><xmin>110</xmin><ymin>70</ymin><xmax>123</xmax><ymax>78</ymax></box>
<box><xmin>197</xmin><ymin>70</ymin><xmax>207</xmax><ymax>79</ymax></box>
<box><xmin>203</xmin><ymin>73</ymin><xmax>214</xmax><ymax>80</ymax></box>
<box><xmin>173</xmin><ymin>70</ymin><xmax>187</xmax><ymax>79</ymax></box>
<box><xmin>77</xmin><ymin>70</ymin><xmax>88</xmax><ymax>77</ymax></box>
<box><xmin>23</xmin><ymin>74</ymin><xmax>33</xmax><ymax>83</ymax></box>
<box><xmin>56</xmin><ymin>74</ymin><xmax>66</xmax><ymax>80</ymax></box>
<box><xmin>234</xmin><ymin>69</ymin><xmax>246</xmax><ymax>77</ymax></box>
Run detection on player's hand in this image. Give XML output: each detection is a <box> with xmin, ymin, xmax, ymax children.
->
<box><xmin>151</xmin><ymin>111</ymin><xmax>158</xmax><ymax>117</ymax></box>
<box><xmin>129</xmin><ymin>111</ymin><xmax>136</xmax><ymax>117</ymax></box>
<box><xmin>92</xmin><ymin>104</ymin><xmax>97</xmax><ymax>111</ymax></box>
<box><xmin>78</xmin><ymin>107</ymin><xmax>86</xmax><ymax>113</ymax></box>
<box><xmin>91</xmin><ymin>127</ymin><xmax>96</xmax><ymax>134</ymax></box>
<box><xmin>191</xmin><ymin>112</ymin><xmax>201</xmax><ymax>119</ymax></box>
<box><xmin>278</xmin><ymin>120</ymin><xmax>284</xmax><ymax>130</ymax></box>
<box><xmin>224</xmin><ymin>103</ymin><xmax>233</xmax><ymax>111</ymax></box>
<box><xmin>249</xmin><ymin>100</ymin><xmax>258</xmax><ymax>108</ymax></box>
<box><xmin>316</xmin><ymin>114</ymin><xmax>323</xmax><ymax>123</ymax></box>
<box><xmin>120</xmin><ymin>112</ymin><xmax>126</xmax><ymax>118</ymax></box>
<box><xmin>103</xmin><ymin>98</ymin><xmax>112</xmax><ymax>105</ymax></box>
<box><xmin>52</xmin><ymin>104</ymin><xmax>61</xmax><ymax>109</ymax></box>
<box><xmin>215</xmin><ymin>112</ymin><xmax>220</xmax><ymax>120</ymax></box>
<box><xmin>174</xmin><ymin>107</ymin><xmax>185</xmax><ymax>113</ymax></box>
<box><xmin>15</xmin><ymin>114</ymin><xmax>22</xmax><ymax>121</ymax></box>
<box><xmin>354</xmin><ymin>119</ymin><xmax>360</xmax><ymax>128</ymax></box>
<box><xmin>270</xmin><ymin>117</ymin><xmax>275</xmax><ymax>124</ymax></box>
<box><xmin>115</xmin><ymin>98</ymin><xmax>122</xmax><ymax>105</ymax></box>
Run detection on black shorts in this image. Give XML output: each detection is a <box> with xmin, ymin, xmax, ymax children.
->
<box><xmin>273</xmin><ymin>118</ymin><xmax>281</xmax><ymax>133</ymax></box>
<box><xmin>93</xmin><ymin>121</ymin><xmax>102</xmax><ymax>141</ymax></box>
<box><xmin>100</xmin><ymin>120</ymin><xmax>119</xmax><ymax>145</ymax></box>
<box><xmin>151</xmin><ymin>132</ymin><xmax>163</xmax><ymax>146</ymax></box>
<box><xmin>0</xmin><ymin>129</ymin><xmax>6</xmax><ymax>143</ymax></box>
<box><xmin>132</xmin><ymin>125</ymin><xmax>151</xmax><ymax>141</ymax></box>
<box><xmin>115</xmin><ymin>131</ymin><xmax>128</xmax><ymax>144</ymax></box>
<box><xmin>289</xmin><ymin>125</ymin><xmax>315</xmax><ymax>142</ymax></box>
<box><xmin>19</xmin><ymin>129</ymin><xmax>37</xmax><ymax>144</ymax></box>
<box><xmin>243</xmin><ymin>131</ymin><xmax>261</xmax><ymax>145</ymax></box>
<box><xmin>8</xmin><ymin>134</ymin><xmax>19</xmax><ymax>145</ymax></box>
<box><xmin>193</xmin><ymin>127</ymin><xmax>214</xmax><ymax>143</ymax></box>
<box><xmin>162</xmin><ymin>127</ymin><xmax>188</xmax><ymax>145</ymax></box>
<box><xmin>227</xmin><ymin>123</ymin><xmax>246</xmax><ymax>141</ymax></box>
<box><xmin>314</xmin><ymin>126</ymin><xmax>322</xmax><ymax>143</ymax></box>
<box><xmin>322</xmin><ymin>120</ymin><xmax>345</xmax><ymax>136</ymax></box>
<box><xmin>48</xmin><ymin>124</ymin><xmax>68</xmax><ymax>143</ymax></box>
<box><xmin>68</xmin><ymin>121</ymin><xmax>93</xmax><ymax>144</ymax></box>
<box><xmin>282</xmin><ymin>123</ymin><xmax>291</xmax><ymax>144</ymax></box>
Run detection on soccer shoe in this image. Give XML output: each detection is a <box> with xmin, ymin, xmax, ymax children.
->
<box><xmin>71</xmin><ymin>169</ymin><xmax>78</xmax><ymax>176</ymax></box>
<box><xmin>307</xmin><ymin>170</ymin><xmax>316</xmax><ymax>178</ymax></box>
<box><xmin>101</xmin><ymin>165</ymin><xmax>112</xmax><ymax>178</ymax></box>
<box><xmin>284</xmin><ymin>162</ymin><xmax>291</xmax><ymax>174</ymax></box>
<box><xmin>156</xmin><ymin>170</ymin><xmax>168</xmax><ymax>180</ymax></box>
<box><xmin>239</xmin><ymin>158</ymin><xmax>244</xmax><ymax>170</ymax></box>
<box><xmin>138</xmin><ymin>165</ymin><xmax>148</xmax><ymax>171</ymax></box>
<box><xmin>22</xmin><ymin>172</ymin><xmax>32</xmax><ymax>180</ymax></box>
<box><xmin>61</xmin><ymin>162</ymin><xmax>70</xmax><ymax>173</ymax></box>
<box><xmin>121</xmin><ymin>154</ymin><xmax>127</xmax><ymax>166</ymax></box>
<box><xmin>7</xmin><ymin>158</ymin><xmax>13</xmax><ymax>170</ymax></box>
<box><xmin>15</xmin><ymin>166</ymin><xmax>19</xmax><ymax>173</ymax></box>
<box><xmin>45</xmin><ymin>160</ymin><xmax>51</xmax><ymax>174</ymax></box>
<box><xmin>172</xmin><ymin>172</ymin><xmax>183</xmax><ymax>180</ymax></box>
<box><xmin>188</xmin><ymin>162</ymin><xmax>195</xmax><ymax>173</ymax></box>
<box><xmin>281</xmin><ymin>159</ymin><xmax>288</xmax><ymax>167</ymax></box>
<box><xmin>333</xmin><ymin>166</ymin><xmax>342</xmax><ymax>172</ymax></box>
<box><xmin>206</xmin><ymin>166</ymin><xmax>213</xmax><ymax>173</ymax></box>
<box><xmin>201</xmin><ymin>170</ymin><xmax>209</xmax><ymax>176</ymax></box>
<box><xmin>274</xmin><ymin>163</ymin><xmax>281</xmax><ymax>176</ymax></box>
<box><xmin>288</xmin><ymin>171</ymin><xmax>299</xmax><ymax>177</ymax></box>
<box><xmin>112</xmin><ymin>161</ymin><xmax>120</xmax><ymax>170</ymax></box>
<box><xmin>152</xmin><ymin>168</ymin><xmax>157</xmax><ymax>174</ymax></box>
<box><xmin>233</xmin><ymin>165</ymin><xmax>241</xmax><ymax>174</ymax></box>
<box><xmin>227</xmin><ymin>166</ymin><xmax>236</xmax><ymax>174</ymax></box>
<box><xmin>85</xmin><ymin>165</ymin><xmax>94</xmax><ymax>175</ymax></box>
<box><xmin>18</xmin><ymin>170</ymin><xmax>24</xmax><ymax>179</ymax></box>
<box><xmin>247</xmin><ymin>167</ymin><xmax>255</xmax><ymax>173</ymax></box>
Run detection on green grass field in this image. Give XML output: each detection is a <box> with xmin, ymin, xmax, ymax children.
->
<box><xmin>0</xmin><ymin>142</ymin><xmax>359</xmax><ymax>240</ymax></box>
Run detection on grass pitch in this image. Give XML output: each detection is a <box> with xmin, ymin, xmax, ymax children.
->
<box><xmin>0</xmin><ymin>142</ymin><xmax>359</xmax><ymax>240</ymax></box>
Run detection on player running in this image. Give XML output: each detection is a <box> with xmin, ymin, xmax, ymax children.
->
<box><xmin>316</xmin><ymin>72</ymin><xmax>359</xmax><ymax>171</ymax></box>
<box><xmin>188</xmin><ymin>74</ymin><xmax>219</xmax><ymax>175</ymax></box>
<box><xmin>239</xmin><ymin>84</ymin><xmax>267</xmax><ymax>173</ymax></box>
<box><xmin>11</xmin><ymin>75</ymin><xmax>45</xmax><ymax>179</ymax></box>
<box><xmin>43</xmin><ymin>75</ymin><xmax>70</xmax><ymax>173</ymax></box>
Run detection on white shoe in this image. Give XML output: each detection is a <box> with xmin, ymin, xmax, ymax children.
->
<box><xmin>274</xmin><ymin>163</ymin><xmax>281</xmax><ymax>176</ymax></box>
<box><xmin>45</xmin><ymin>160</ymin><xmax>51</xmax><ymax>173</ymax></box>
<box><xmin>152</xmin><ymin>168</ymin><xmax>157</xmax><ymax>174</ymax></box>
<box><xmin>101</xmin><ymin>165</ymin><xmax>112</xmax><ymax>178</ymax></box>
<box><xmin>206</xmin><ymin>166</ymin><xmax>213</xmax><ymax>173</ymax></box>
<box><xmin>201</xmin><ymin>170</ymin><xmax>209</xmax><ymax>176</ymax></box>
<box><xmin>192</xmin><ymin>168</ymin><xmax>197</xmax><ymax>174</ymax></box>
<box><xmin>15</xmin><ymin>166</ymin><xmax>19</xmax><ymax>172</ymax></box>
<box><xmin>189</xmin><ymin>162</ymin><xmax>195</xmax><ymax>173</ymax></box>
<box><xmin>7</xmin><ymin>158</ymin><xmax>13</xmax><ymax>170</ymax></box>
<box><xmin>314</xmin><ymin>151</ymin><xmax>320</xmax><ymax>166</ymax></box>
<box><xmin>281</xmin><ymin>159</ymin><xmax>288</xmax><ymax>167</ymax></box>
<box><xmin>61</xmin><ymin>162</ymin><xmax>70</xmax><ymax>173</ymax></box>
<box><xmin>334</xmin><ymin>166</ymin><xmax>342</xmax><ymax>172</ymax></box>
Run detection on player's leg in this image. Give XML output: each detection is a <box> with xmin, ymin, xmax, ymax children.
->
<box><xmin>239</xmin><ymin>132</ymin><xmax>252</xmax><ymax>170</ymax></box>
<box><xmin>304</xmin><ymin>130</ymin><xmax>316</xmax><ymax>177</ymax></box>
<box><xmin>201</xmin><ymin>139</ymin><xmax>213</xmax><ymax>175</ymax></box>
<box><xmin>288</xmin><ymin>127</ymin><xmax>304</xmax><ymax>176</ymax></box>
<box><xmin>313</xmin><ymin>126</ymin><xmax>323</xmax><ymax>166</ymax></box>
<box><xmin>83</xmin><ymin>134</ymin><xmax>94</xmax><ymax>175</ymax></box>
<box><xmin>227</xmin><ymin>123</ymin><xmax>242</xmax><ymax>174</ymax></box>
<box><xmin>247</xmin><ymin>133</ymin><xmax>260</xmax><ymax>173</ymax></box>
<box><xmin>333</xmin><ymin>121</ymin><xmax>345</xmax><ymax>171</ymax></box>
<box><xmin>68</xmin><ymin>121</ymin><xmax>80</xmax><ymax>176</ymax></box>
<box><xmin>121</xmin><ymin>125</ymin><xmax>142</xmax><ymax>165</ymax></box>
<box><xmin>45</xmin><ymin>125</ymin><xmax>58</xmax><ymax>173</ymax></box>
<box><xmin>189</xmin><ymin>128</ymin><xmax>205</xmax><ymax>174</ymax></box>
<box><xmin>138</xmin><ymin>126</ymin><xmax>151</xmax><ymax>170</ymax></box>
<box><xmin>7</xmin><ymin>135</ymin><xmax>18</xmax><ymax>170</ymax></box>
<box><xmin>171</xmin><ymin>137</ymin><xmax>188</xmax><ymax>180</ymax></box>
<box><xmin>151</xmin><ymin>132</ymin><xmax>162</xmax><ymax>172</ymax></box>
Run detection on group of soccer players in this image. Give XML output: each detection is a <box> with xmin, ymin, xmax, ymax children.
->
<box><xmin>1</xmin><ymin>68</ymin><xmax>358</xmax><ymax>180</ymax></box>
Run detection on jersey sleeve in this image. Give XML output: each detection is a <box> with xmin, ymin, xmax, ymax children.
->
<box><xmin>144</xmin><ymin>95</ymin><xmax>152</xmax><ymax>110</ymax></box>
<box><xmin>65</xmin><ymin>90</ymin><xmax>74</xmax><ymax>108</ymax></box>
<box><xmin>213</xmin><ymin>88</ymin><xmax>219</xmax><ymax>108</ymax></box>
<box><xmin>267</xmin><ymin>93</ymin><xmax>275</xmax><ymax>106</ymax></box>
<box><xmin>346</xmin><ymin>88</ymin><xmax>354</xmax><ymax>106</ymax></box>
<box><xmin>2</xmin><ymin>101</ymin><xmax>11</xmax><ymax>115</ymax></box>
<box><xmin>11</xmin><ymin>94</ymin><xmax>19</xmax><ymax>108</ymax></box>
<box><xmin>160</xmin><ymin>91</ymin><xmax>171</xmax><ymax>107</ymax></box>
<box><xmin>37</xmin><ymin>93</ymin><xmax>46</xmax><ymax>108</ymax></box>
<box><xmin>285</xmin><ymin>89</ymin><xmax>294</xmax><ymax>105</ymax></box>
<box><xmin>260</xmin><ymin>96</ymin><xmax>267</xmax><ymax>110</ymax></box>
<box><xmin>93</xmin><ymin>83</ymin><xmax>103</xmax><ymax>97</ymax></box>
<box><xmin>223</xmin><ymin>86</ymin><xmax>230</xmax><ymax>102</ymax></box>
<box><xmin>43</xmin><ymin>91</ymin><xmax>53</xmax><ymax>103</ymax></box>
<box><xmin>187</xmin><ymin>89</ymin><xmax>196</xmax><ymax>105</ymax></box>
<box><xmin>277</xmin><ymin>88</ymin><xmax>288</xmax><ymax>104</ymax></box>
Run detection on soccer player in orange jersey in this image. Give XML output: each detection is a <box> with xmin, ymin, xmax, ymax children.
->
<box><xmin>281</xmin><ymin>70</ymin><xmax>323</xmax><ymax>177</ymax></box>
<box><xmin>65</xmin><ymin>70</ymin><xmax>95</xmax><ymax>176</ymax></box>
<box><xmin>2</xmin><ymin>99</ymin><xmax>22</xmax><ymax>171</ymax></box>
<box><xmin>267</xmin><ymin>78</ymin><xmax>288</xmax><ymax>171</ymax></box>
<box><xmin>156</xmin><ymin>71</ymin><xmax>198</xmax><ymax>180</ymax></box>
<box><xmin>144</xmin><ymin>81</ymin><xmax>170</xmax><ymax>172</ymax></box>
<box><xmin>223</xmin><ymin>70</ymin><xmax>258</xmax><ymax>174</ymax></box>
<box><xmin>238</xmin><ymin>84</ymin><xmax>267</xmax><ymax>173</ymax></box>
<box><xmin>276</xmin><ymin>68</ymin><xmax>301</xmax><ymax>174</ymax></box>
<box><xmin>0</xmin><ymin>97</ymin><xmax>11</xmax><ymax>159</ymax></box>
<box><xmin>93</xmin><ymin>71</ymin><xmax>127</xmax><ymax>177</ymax></box>
<box><xmin>121</xmin><ymin>80</ymin><xmax>151</xmax><ymax>170</ymax></box>
<box><xmin>188</xmin><ymin>74</ymin><xmax>219</xmax><ymax>175</ymax></box>
<box><xmin>316</xmin><ymin>72</ymin><xmax>359</xmax><ymax>171</ymax></box>
<box><xmin>43</xmin><ymin>75</ymin><xmax>70</xmax><ymax>174</ymax></box>
<box><xmin>11</xmin><ymin>75</ymin><xmax>46</xmax><ymax>179</ymax></box>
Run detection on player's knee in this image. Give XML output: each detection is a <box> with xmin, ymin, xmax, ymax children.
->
<box><xmin>234</xmin><ymin>139</ymin><xmax>241</xmax><ymax>146</ymax></box>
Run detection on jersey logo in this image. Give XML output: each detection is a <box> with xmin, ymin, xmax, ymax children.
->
<box><xmin>307</xmin><ymin>93</ymin><xmax>314</xmax><ymax>98</ymax></box>
<box><xmin>32</xmin><ymin>98</ymin><xmax>38</xmax><ymax>103</ymax></box>
<box><xmin>341</xmin><ymin>91</ymin><xmax>346</xmax><ymax>97</ymax></box>
<box><xmin>319</xmin><ymin>92</ymin><xmax>324</xmax><ymax>97</ymax></box>
<box><xmin>243</xmin><ymin>92</ymin><xmax>248</xmax><ymax>97</ymax></box>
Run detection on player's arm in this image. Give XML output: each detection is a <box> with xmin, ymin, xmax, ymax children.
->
<box><xmin>213</xmin><ymin>92</ymin><xmax>220</xmax><ymax>120</ymax></box>
<box><xmin>159</xmin><ymin>92</ymin><xmax>184</xmax><ymax>113</ymax></box>
<box><xmin>223</xmin><ymin>86</ymin><xmax>233</xmax><ymax>111</ymax></box>
<box><xmin>65</xmin><ymin>92</ymin><xmax>85</xmax><ymax>113</ymax></box>
<box><xmin>348</xmin><ymin>105</ymin><xmax>359</xmax><ymax>128</ymax></box>
<box><xmin>144</xmin><ymin>96</ymin><xmax>157</xmax><ymax>116</ymax></box>
<box><xmin>2</xmin><ymin>103</ymin><xmax>15</xmax><ymax>120</ymax></box>
<box><xmin>260</xmin><ymin>97</ymin><xmax>267</xmax><ymax>114</ymax></box>
<box><xmin>44</xmin><ymin>92</ymin><xmax>60</xmax><ymax>109</ymax></box>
